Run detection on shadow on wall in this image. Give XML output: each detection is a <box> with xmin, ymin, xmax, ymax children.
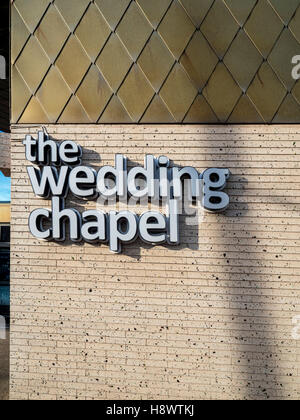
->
<box><xmin>201</xmin><ymin>125</ymin><xmax>296</xmax><ymax>399</ymax></box>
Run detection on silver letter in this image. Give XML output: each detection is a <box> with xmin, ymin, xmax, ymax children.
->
<box><xmin>81</xmin><ymin>210</ymin><xmax>106</xmax><ymax>243</ymax></box>
<box><xmin>139</xmin><ymin>211</ymin><xmax>166</xmax><ymax>244</ymax></box>
<box><xmin>201</xmin><ymin>168</ymin><xmax>230</xmax><ymax>212</ymax></box>
<box><xmin>23</xmin><ymin>135</ymin><xmax>37</xmax><ymax>162</ymax></box>
<box><xmin>167</xmin><ymin>199</ymin><xmax>180</xmax><ymax>244</ymax></box>
<box><xmin>27</xmin><ymin>166</ymin><xmax>69</xmax><ymax>198</ymax></box>
<box><xmin>69</xmin><ymin>166</ymin><xmax>97</xmax><ymax>199</ymax></box>
<box><xmin>59</xmin><ymin>140</ymin><xmax>82</xmax><ymax>165</ymax></box>
<box><xmin>172</xmin><ymin>166</ymin><xmax>201</xmax><ymax>199</ymax></box>
<box><xmin>37</xmin><ymin>131</ymin><xmax>59</xmax><ymax>165</ymax></box>
<box><xmin>97</xmin><ymin>154</ymin><xmax>127</xmax><ymax>198</ymax></box>
<box><xmin>128</xmin><ymin>155</ymin><xmax>156</xmax><ymax>198</ymax></box>
<box><xmin>109</xmin><ymin>211</ymin><xmax>138</xmax><ymax>253</ymax></box>
<box><xmin>158</xmin><ymin>156</ymin><xmax>170</xmax><ymax>198</ymax></box>
<box><xmin>52</xmin><ymin>197</ymin><xmax>81</xmax><ymax>241</ymax></box>
<box><xmin>29</xmin><ymin>208</ymin><xmax>52</xmax><ymax>240</ymax></box>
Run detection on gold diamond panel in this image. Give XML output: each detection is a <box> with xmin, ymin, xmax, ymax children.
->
<box><xmin>11</xmin><ymin>0</ymin><xmax>300</xmax><ymax>123</ymax></box>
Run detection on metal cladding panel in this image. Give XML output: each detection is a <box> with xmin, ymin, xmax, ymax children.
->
<box><xmin>11</xmin><ymin>0</ymin><xmax>300</xmax><ymax>123</ymax></box>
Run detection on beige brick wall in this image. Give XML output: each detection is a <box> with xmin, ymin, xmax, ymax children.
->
<box><xmin>10</xmin><ymin>125</ymin><xmax>300</xmax><ymax>400</ymax></box>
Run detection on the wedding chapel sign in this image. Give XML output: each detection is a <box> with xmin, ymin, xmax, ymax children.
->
<box><xmin>23</xmin><ymin>132</ymin><xmax>230</xmax><ymax>253</ymax></box>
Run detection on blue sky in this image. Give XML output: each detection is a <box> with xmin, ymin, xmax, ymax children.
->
<box><xmin>0</xmin><ymin>171</ymin><xmax>11</xmax><ymax>202</ymax></box>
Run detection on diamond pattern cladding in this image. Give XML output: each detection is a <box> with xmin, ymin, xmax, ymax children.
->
<box><xmin>11</xmin><ymin>0</ymin><xmax>300</xmax><ymax>123</ymax></box>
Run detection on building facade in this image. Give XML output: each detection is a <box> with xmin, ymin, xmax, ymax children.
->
<box><xmin>9</xmin><ymin>0</ymin><xmax>300</xmax><ymax>400</ymax></box>
<box><xmin>0</xmin><ymin>132</ymin><xmax>10</xmax><ymax>326</ymax></box>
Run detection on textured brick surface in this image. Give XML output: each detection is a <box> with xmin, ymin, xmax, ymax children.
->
<box><xmin>10</xmin><ymin>125</ymin><xmax>300</xmax><ymax>400</ymax></box>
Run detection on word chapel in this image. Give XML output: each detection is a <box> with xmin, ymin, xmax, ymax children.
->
<box><xmin>23</xmin><ymin>132</ymin><xmax>230</xmax><ymax>253</ymax></box>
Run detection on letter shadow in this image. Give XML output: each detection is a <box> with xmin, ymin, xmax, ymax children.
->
<box><xmin>120</xmin><ymin>158</ymin><xmax>200</xmax><ymax>261</ymax></box>
<box><xmin>54</xmin><ymin>155</ymin><xmax>201</xmax><ymax>260</ymax></box>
